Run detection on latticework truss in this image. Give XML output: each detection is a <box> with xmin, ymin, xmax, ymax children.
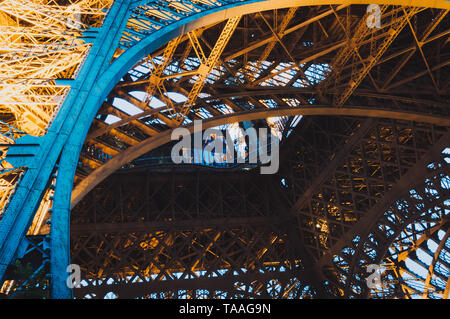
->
<box><xmin>0</xmin><ymin>0</ymin><xmax>113</xmax><ymax>234</ymax></box>
<box><xmin>0</xmin><ymin>0</ymin><xmax>448</xmax><ymax>299</ymax></box>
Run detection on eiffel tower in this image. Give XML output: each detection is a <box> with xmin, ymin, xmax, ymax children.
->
<box><xmin>0</xmin><ymin>0</ymin><xmax>449</xmax><ymax>299</ymax></box>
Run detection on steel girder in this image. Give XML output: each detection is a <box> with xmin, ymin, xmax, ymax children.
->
<box><xmin>72</xmin><ymin>3</ymin><xmax>450</xmax><ymax>207</ymax></box>
<box><xmin>0</xmin><ymin>0</ymin><xmax>449</xmax><ymax>299</ymax></box>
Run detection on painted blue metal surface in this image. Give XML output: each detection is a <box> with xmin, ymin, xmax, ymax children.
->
<box><xmin>0</xmin><ymin>0</ymin><xmax>278</xmax><ymax>299</ymax></box>
<box><xmin>48</xmin><ymin>0</ymin><xmax>268</xmax><ymax>298</ymax></box>
<box><xmin>1</xmin><ymin>0</ymin><xmax>449</xmax><ymax>299</ymax></box>
<box><xmin>0</xmin><ymin>0</ymin><xmax>134</xmax><ymax>298</ymax></box>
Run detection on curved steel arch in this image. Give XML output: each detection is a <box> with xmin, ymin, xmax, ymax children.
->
<box><xmin>71</xmin><ymin>106</ymin><xmax>450</xmax><ymax>207</ymax></box>
<box><xmin>57</xmin><ymin>0</ymin><xmax>449</xmax><ymax>299</ymax></box>
<box><xmin>0</xmin><ymin>0</ymin><xmax>449</xmax><ymax>299</ymax></box>
<box><xmin>68</xmin><ymin>0</ymin><xmax>450</xmax><ymax>209</ymax></box>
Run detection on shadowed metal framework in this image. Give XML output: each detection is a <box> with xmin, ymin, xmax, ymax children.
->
<box><xmin>0</xmin><ymin>0</ymin><xmax>449</xmax><ymax>299</ymax></box>
<box><xmin>70</xmin><ymin>117</ymin><xmax>450</xmax><ymax>299</ymax></box>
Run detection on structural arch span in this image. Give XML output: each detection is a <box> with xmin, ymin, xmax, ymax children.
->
<box><xmin>0</xmin><ymin>0</ymin><xmax>449</xmax><ymax>299</ymax></box>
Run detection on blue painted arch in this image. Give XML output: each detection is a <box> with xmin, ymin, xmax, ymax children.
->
<box><xmin>66</xmin><ymin>0</ymin><xmax>450</xmax><ymax>205</ymax></box>
<box><xmin>17</xmin><ymin>0</ymin><xmax>450</xmax><ymax>298</ymax></box>
<box><xmin>66</xmin><ymin>0</ymin><xmax>450</xmax><ymax>192</ymax></box>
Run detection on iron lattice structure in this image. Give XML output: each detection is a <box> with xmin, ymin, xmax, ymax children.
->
<box><xmin>0</xmin><ymin>0</ymin><xmax>449</xmax><ymax>299</ymax></box>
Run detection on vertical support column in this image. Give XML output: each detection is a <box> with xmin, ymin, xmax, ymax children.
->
<box><xmin>50</xmin><ymin>159</ymin><xmax>73</xmax><ymax>299</ymax></box>
<box><xmin>48</xmin><ymin>0</ymin><xmax>133</xmax><ymax>299</ymax></box>
<box><xmin>0</xmin><ymin>1</ymin><xmax>130</xmax><ymax>287</ymax></box>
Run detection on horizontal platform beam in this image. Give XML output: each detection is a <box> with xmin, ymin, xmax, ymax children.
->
<box><xmin>71</xmin><ymin>105</ymin><xmax>450</xmax><ymax>207</ymax></box>
<box><xmin>71</xmin><ymin>216</ymin><xmax>286</xmax><ymax>234</ymax></box>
